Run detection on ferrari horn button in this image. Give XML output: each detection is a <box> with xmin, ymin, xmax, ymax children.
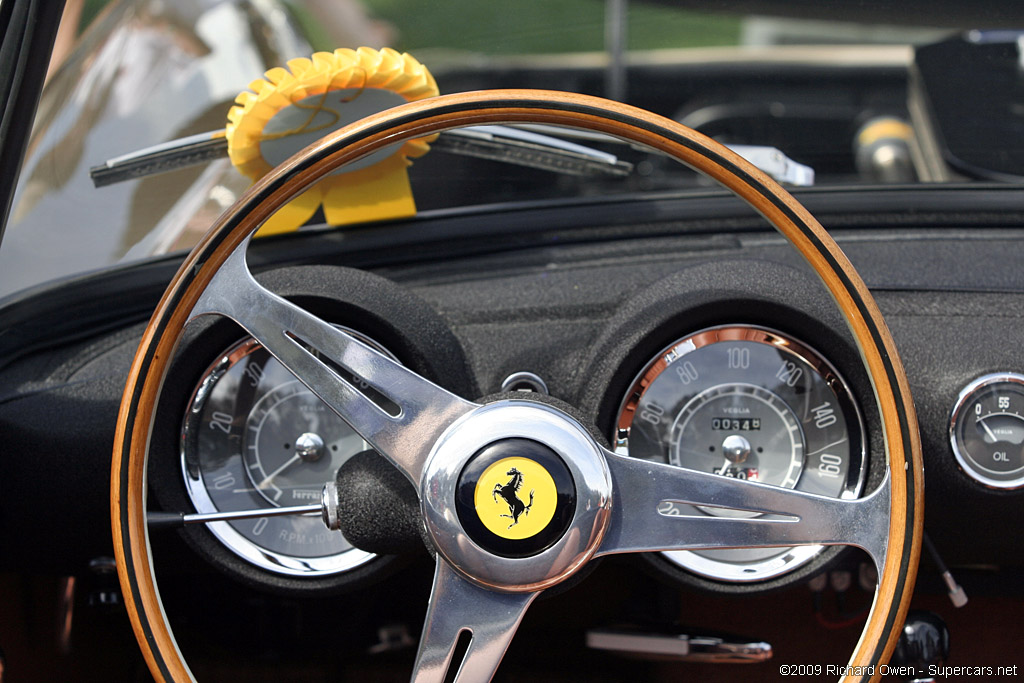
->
<box><xmin>455</xmin><ymin>438</ymin><xmax>575</xmax><ymax>558</ymax></box>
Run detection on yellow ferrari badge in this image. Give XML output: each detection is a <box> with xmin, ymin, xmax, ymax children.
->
<box><xmin>226</xmin><ymin>47</ymin><xmax>438</xmax><ymax>235</ymax></box>
<box><xmin>473</xmin><ymin>457</ymin><xmax>558</xmax><ymax>540</ymax></box>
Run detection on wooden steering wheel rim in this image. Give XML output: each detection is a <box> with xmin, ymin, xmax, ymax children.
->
<box><xmin>111</xmin><ymin>89</ymin><xmax>923</xmax><ymax>682</ymax></box>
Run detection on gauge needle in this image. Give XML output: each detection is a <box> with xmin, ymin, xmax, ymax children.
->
<box><xmin>257</xmin><ymin>453</ymin><xmax>300</xmax><ymax>489</ymax></box>
<box><xmin>979</xmin><ymin>418</ymin><xmax>998</xmax><ymax>442</ymax></box>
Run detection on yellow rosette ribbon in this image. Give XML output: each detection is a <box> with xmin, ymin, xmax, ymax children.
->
<box><xmin>226</xmin><ymin>47</ymin><xmax>438</xmax><ymax>236</ymax></box>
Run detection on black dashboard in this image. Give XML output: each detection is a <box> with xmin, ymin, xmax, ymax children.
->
<box><xmin>2</xmin><ymin>184</ymin><xmax>1024</xmax><ymax>679</ymax></box>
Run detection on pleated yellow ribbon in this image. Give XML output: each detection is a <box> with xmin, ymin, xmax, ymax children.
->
<box><xmin>226</xmin><ymin>47</ymin><xmax>438</xmax><ymax>235</ymax></box>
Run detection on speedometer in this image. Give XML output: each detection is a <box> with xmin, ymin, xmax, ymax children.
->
<box><xmin>615</xmin><ymin>325</ymin><xmax>866</xmax><ymax>582</ymax></box>
<box><xmin>182</xmin><ymin>329</ymin><xmax>396</xmax><ymax>577</ymax></box>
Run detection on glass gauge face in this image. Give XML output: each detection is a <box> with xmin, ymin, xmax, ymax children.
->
<box><xmin>950</xmin><ymin>373</ymin><xmax>1024</xmax><ymax>489</ymax></box>
<box><xmin>615</xmin><ymin>326</ymin><xmax>866</xmax><ymax>582</ymax></box>
<box><xmin>182</xmin><ymin>330</ymin><xmax>393</xmax><ymax>576</ymax></box>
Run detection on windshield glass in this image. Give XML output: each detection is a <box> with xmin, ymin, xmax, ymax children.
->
<box><xmin>0</xmin><ymin>0</ymin><xmax>1007</xmax><ymax>299</ymax></box>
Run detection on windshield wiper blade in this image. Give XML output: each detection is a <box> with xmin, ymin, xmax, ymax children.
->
<box><xmin>89</xmin><ymin>125</ymin><xmax>632</xmax><ymax>188</ymax></box>
<box><xmin>89</xmin><ymin>131</ymin><xmax>229</xmax><ymax>188</ymax></box>
<box><xmin>513</xmin><ymin>124</ymin><xmax>815</xmax><ymax>187</ymax></box>
<box><xmin>431</xmin><ymin>125</ymin><xmax>632</xmax><ymax>177</ymax></box>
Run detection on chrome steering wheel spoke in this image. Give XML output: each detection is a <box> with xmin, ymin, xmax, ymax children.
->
<box><xmin>597</xmin><ymin>451</ymin><xmax>890</xmax><ymax>574</ymax></box>
<box><xmin>189</xmin><ymin>236</ymin><xmax>477</xmax><ymax>484</ymax></box>
<box><xmin>412</xmin><ymin>561</ymin><xmax>539</xmax><ymax>683</ymax></box>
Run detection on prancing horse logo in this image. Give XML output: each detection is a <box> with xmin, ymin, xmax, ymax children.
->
<box><xmin>492</xmin><ymin>467</ymin><xmax>535</xmax><ymax>529</ymax></box>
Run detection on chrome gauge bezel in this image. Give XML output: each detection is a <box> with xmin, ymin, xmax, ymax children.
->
<box><xmin>181</xmin><ymin>328</ymin><xmax>393</xmax><ymax>577</ymax></box>
<box><xmin>949</xmin><ymin>372</ymin><xmax>1024</xmax><ymax>490</ymax></box>
<box><xmin>614</xmin><ymin>325</ymin><xmax>867</xmax><ymax>583</ymax></box>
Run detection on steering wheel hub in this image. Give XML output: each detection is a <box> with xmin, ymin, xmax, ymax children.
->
<box><xmin>420</xmin><ymin>400</ymin><xmax>612</xmax><ymax>592</ymax></box>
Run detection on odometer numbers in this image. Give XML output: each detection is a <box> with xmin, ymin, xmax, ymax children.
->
<box><xmin>711</xmin><ymin>417</ymin><xmax>761</xmax><ymax>431</ymax></box>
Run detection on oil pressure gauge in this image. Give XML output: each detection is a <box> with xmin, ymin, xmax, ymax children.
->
<box><xmin>950</xmin><ymin>373</ymin><xmax>1024</xmax><ymax>490</ymax></box>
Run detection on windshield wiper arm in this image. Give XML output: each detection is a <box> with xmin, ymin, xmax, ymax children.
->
<box><xmin>89</xmin><ymin>125</ymin><xmax>632</xmax><ymax>188</ymax></box>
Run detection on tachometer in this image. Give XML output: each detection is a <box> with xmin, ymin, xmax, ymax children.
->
<box><xmin>182</xmin><ymin>329</ymin><xmax>395</xmax><ymax>577</ymax></box>
<box><xmin>615</xmin><ymin>325</ymin><xmax>866</xmax><ymax>582</ymax></box>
